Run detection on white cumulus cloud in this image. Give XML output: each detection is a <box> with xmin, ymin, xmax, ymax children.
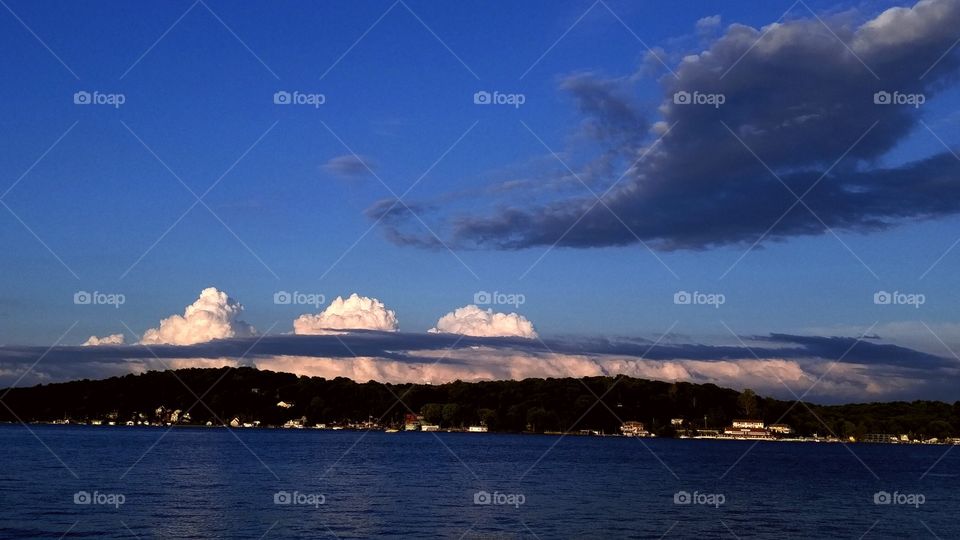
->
<box><xmin>428</xmin><ymin>305</ymin><xmax>538</xmax><ymax>338</ymax></box>
<box><xmin>83</xmin><ymin>333</ymin><xmax>125</xmax><ymax>346</ymax></box>
<box><xmin>141</xmin><ymin>287</ymin><xmax>256</xmax><ymax>345</ymax></box>
<box><xmin>293</xmin><ymin>293</ymin><xmax>398</xmax><ymax>335</ymax></box>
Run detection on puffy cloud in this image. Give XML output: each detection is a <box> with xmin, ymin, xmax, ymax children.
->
<box><xmin>429</xmin><ymin>305</ymin><xmax>538</xmax><ymax>338</ymax></box>
<box><xmin>374</xmin><ymin>0</ymin><xmax>960</xmax><ymax>252</ymax></box>
<box><xmin>322</xmin><ymin>154</ymin><xmax>375</xmax><ymax>177</ymax></box>
<box><xmin>141</xmin><ymin>287</ymin><xmax>256</xmax><ymax>346</ymax></box>
<box><xmin>293</xmin><ymin>293</ymin><xmax>398</xmax><ymax>335</ymax></box>
<box><xmin>83</xmin><ymin>333</ymin><xmax>125</xmax><ymax>346</ymax></box>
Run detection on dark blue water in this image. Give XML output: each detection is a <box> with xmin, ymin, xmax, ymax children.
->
<box><xmin>0</xmin><ymin>425</ymin><xmax>957</xmax><ymax>538</ymax></box>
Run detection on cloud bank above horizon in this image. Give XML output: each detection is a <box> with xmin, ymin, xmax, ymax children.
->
<box><xmin>7</xmin><ymin>286</ymin><xmax>956</xmax><ymax>402</ymax></box>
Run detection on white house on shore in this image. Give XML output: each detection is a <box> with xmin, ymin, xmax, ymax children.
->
<box><xmin>620</xmin><ymin>421</ymin><xmax>651</xmax><ymax>437</ymax></box>
<box><xmin>768</xmin><ymin>424</ymin><xmax>793</xmax><ymax>435</ymax></box>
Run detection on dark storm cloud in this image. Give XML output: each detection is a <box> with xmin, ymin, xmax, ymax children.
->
<box><xmin>0</xmin><ymin>331</ymin><xmax>952</xmax><ymax>389</ymax></box>
<box><xmin>377</xmin><ymin>0</ymin><xmax>960</xmax><ymax>251</ymax></box>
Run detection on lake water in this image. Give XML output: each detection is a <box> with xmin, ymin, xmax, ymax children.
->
<box><xmin>0</xmin><ymin>425</ymin><xmax>957</xmax><ymax>538</ymax></box>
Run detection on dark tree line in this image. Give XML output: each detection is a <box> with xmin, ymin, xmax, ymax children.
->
<box><xmin>1</xmin><ymin>367</ymin><xmax>959</xmax><ymax>438</ymax></box>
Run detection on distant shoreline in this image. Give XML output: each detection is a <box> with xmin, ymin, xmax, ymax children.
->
<box><xmin>4</xmin><ymin>421</ymin><xmax>958</xmax><ymax>446</ymax></box>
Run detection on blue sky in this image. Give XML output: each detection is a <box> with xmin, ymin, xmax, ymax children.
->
<box><xmin>2</xmin><ymin>0</ymin><xmax>960</xmax><ymax>363</ymax></box>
